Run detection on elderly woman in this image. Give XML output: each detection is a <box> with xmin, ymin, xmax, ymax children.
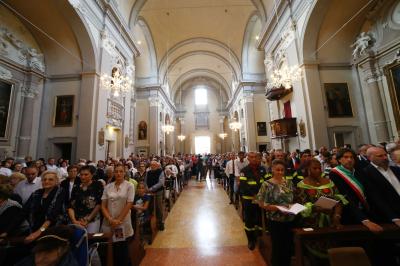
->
<box><xmin>101</xmin><ymin>164</ymin><xmax>135</xmax><ymax>266</ymax></box>
<box><xmin>68</xmin><ymin>166</ymin><xmax>103</xmax><ymax>233</ymax></box>
<box><xmin>23</xmin><ymin>171</ymin><xmax>66</xmax><ymax>243</ymax></box>
<box><xmin>104</xmin><ymin>166</ymin><xmax>114</xmax><ymax>184</ymax></box>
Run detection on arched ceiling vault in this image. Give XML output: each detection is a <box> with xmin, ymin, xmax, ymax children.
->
<box><xmin>116</xmin><ymin>0</ymin><xmax>272</xmax><ymax>100</ymax></box>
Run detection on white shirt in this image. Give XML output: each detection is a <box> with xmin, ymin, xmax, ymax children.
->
<box><xmin>101</xmin><ymin>181</ymin><xmax>135</xmax><ymax>240</ymax></box>
<box><xmin>371</xmin><ymin>163</ymin><xmax>400</xmax><ymax>196</ymax></box>
<box><xmin>165</xmin><ymin>164</ymin><xmax>178</xmax><ymax>177</ymax></box>
<box><xmin>225</xmin><ymin>160</ymin><xmax>236</xmax><ymax>176</ymax></box>
<box><xmin>235</xmin><ymin>158</ymin><xmax>249</xmax><ymax>177</ymax></box>
<box><xmin>46</xmin><ymin>164</ymin><xmax>58</xmax><ymax>171</ymax></box>
<box><xmin>14</xmin><ymin>177</ymin><xmax>42</xmax><ymax>204</ymax></box>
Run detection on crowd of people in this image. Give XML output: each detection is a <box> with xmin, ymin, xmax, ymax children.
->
<box><xmin>0</xmin><ymin>141</ymin><xmax>399</xmax><ymax>265</ymax></box>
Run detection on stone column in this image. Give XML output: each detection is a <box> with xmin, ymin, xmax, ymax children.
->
<box><xmin>243</xmin><ymin>93</ymin><xmax>257</xmax><ymax>151</ymax></box>
<box><xmin>17</xmin><ymin>86</ymin><xmax>39</xmax><ymax>158</ymax></box>
<box><xmin>149</xmin><ymin>96</ymin><xmax>159</xmax><ymax>155</ymax></box>
<box><xmin>360</xmin><ymin>60</ymin><xmax>390</xmax><ymax>143</ymax></box>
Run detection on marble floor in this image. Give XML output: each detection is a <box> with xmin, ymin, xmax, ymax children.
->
<box><xmin>140</xmin><ymin>176</ymin><xmax>266</xmax><ymax>266</ymax></box>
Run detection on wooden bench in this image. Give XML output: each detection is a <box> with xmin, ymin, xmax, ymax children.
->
<box><xmin>129</xmin><ymin>210</ymin><xmax>146</xmax><ymax>266</ymax></box>
<box><xmin>293</xmin><ymin>224</ymin><xmax>400</xmax><ymax>266</ymax></box>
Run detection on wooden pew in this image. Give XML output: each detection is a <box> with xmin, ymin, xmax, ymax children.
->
<box><xmin>149</xmin><ymin>194</ymin><xmax>159</xmax><ymax>242</ymax></box>
<box><xmin>129</xmin><ymin>210</ymin><xmax>146</xmax><ymax>266</ymax></box>
<box><xmin>293</xmin><ymin>224</ymin><xmax>400</xmax><ymax>266</ymax></box>
<box><xmin>89</xmin><ymin>232</ymin><xmax>113</xmax><ymax>266</ymax></box>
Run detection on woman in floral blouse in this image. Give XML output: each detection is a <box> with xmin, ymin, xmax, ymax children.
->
<box><xmin>257</xmin><ymin>159</ymin><xmax>295</xmax><ymax>266</ymax></box>
<box><xmin>295</xmin><ymin>158</ymin><xmax>346</xmax><ymax>265</ymax></box>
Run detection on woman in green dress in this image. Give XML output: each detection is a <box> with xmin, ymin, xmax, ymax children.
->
<box><xmin>295</xmin><ymin>158</ymin><xmax>346</xmax><ymax>265</ymax></box>
<box><xmin>257</xmin><ymin>159</ymin><xmax>295</xmax><ymax>266</ymax></box>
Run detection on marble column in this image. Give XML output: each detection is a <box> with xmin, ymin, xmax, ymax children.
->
<box><xmin>149</xmin><ymin>96</ymin><xmax>160</xmax><ymax>155</ymax></box>
<box><xmin>360</xmin><ymin>60</ymin><xmax>390</xmax><ymax>143</ymax></box>
<box><xmin>243</xmin><ymin>93</ymin><xmax>257</xmax><ymax>151</ymax></box>
<box><xmin>17</xmin><ymin>86</ymin><xmax>39</xmax><ymax>158</ymax></box>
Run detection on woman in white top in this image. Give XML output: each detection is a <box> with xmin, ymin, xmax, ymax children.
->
<box><xmin>101</xmin><ymin>164</ymin><xmax>135</xmax><ymax>266</ymax></box>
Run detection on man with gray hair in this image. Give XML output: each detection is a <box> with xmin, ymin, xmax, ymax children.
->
<box><xmin>145</xmin><ymin>160</ymin><xmax>165</xmax><ymax>230</ymax></box>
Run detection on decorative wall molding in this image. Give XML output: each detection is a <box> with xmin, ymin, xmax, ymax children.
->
<box><xmin>21</xmin><ymin>86</ymin><xmax>39</xmax><ymax>98</ymax></box>
<box><xmin>0</xmin><ymin>66</ymin><xmax>12</xmax><ymax>80</ymax></box>
<box><xmin>0</xmin><ymin>27</ymin><xmax>45</xmax><ymax>73</ymax></box>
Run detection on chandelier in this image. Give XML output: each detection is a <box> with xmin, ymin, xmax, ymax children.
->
<box><xmin>229</xmin><ymin>120</ymin><xmax>242</xmax><ymax>132</ymax></box>
<box><xmin>162</xmin><ymin>124</ymin><xmax>174</xmax><ymax>135</ymax></box>
<box><xmin>100</xmin><ymin>68</ymin><xmax>133</xmax><ymax>97</ymax></box>
<box><xmin>218</xmin><ymin>132</ymin><xmax>228</xmax><ymax>139</ymax></box>
<box><xmin>177</xmin><ymin>134</ymin><xmax>186</xmax><ymax>141</ymax></box>
<box><xmin>268</xmin><ymin>63</ymin><xmax>302</xmax><ymax>90</ymax></box>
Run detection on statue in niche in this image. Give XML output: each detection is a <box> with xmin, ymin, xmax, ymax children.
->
<box><xmin>351</xmin><ymin>32</ymin><xmax>373</xmax><ymax>59</ymax></box>
<box><xmin>138</xmin><ymin>121</ymin><xmax>147</xmax><ymax>140</ymax></box>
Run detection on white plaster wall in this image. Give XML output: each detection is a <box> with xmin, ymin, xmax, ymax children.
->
<box><xmin>254</xmin><ymin>94</ymin><xmax>270</xmax><ymax>145</ymax></box>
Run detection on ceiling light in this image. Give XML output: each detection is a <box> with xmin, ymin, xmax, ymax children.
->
<box><xmin>255</xmin><ymin>35</ymin><xmax>260</xmax><ymax>40</ymax></box>
<box><xmin>137</xmin><ymin>40</ymin><xmax>142</xmax><ymax>45</ymax></box>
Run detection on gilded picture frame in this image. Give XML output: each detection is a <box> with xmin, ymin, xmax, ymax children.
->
<box><xmin>324</xmin><ymin>83</ymin><xmax>354</xmax><ymax>118</ymax></box>
<box><xmin>384</xmin><ymin>61</ymin><xmax>400</xmax><ymax>134</ymax></box>
<box><xmin>0</xmin><ymin>80</ymin><xmax>14</xmax><ymax>140</ymax></box>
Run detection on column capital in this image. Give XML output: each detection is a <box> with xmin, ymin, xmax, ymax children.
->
<box><xmin>0</xmin><ymin>66</ymin><xmax>12</xmax><ymax>80</ymax></box>
<box><xmin>21</xmin><ymin>86</ymin><xmax>39</xmax><ymax>98</ymax></box>
<box><xmin>148</xmin><ymin>96</ymin><xmax>159</xmax><ymax>107</ymax></box>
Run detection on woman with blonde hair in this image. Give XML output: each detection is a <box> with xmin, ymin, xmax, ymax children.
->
<box><xmin>10</xmin><ymin>172</ymin><xmax>27</xmax><ymax>188</ymax></box>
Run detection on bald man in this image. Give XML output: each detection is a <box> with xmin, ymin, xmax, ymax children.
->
<box><xmin>363</xmin><ymin>147</ymin><xmax>400</xmax><ymax>227</ymax></box>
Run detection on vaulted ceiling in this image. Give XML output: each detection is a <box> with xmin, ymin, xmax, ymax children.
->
<box><xmin>115</xmin><ymin>0</ymin><xmax>269</xmax><ymax>102</ymax></box>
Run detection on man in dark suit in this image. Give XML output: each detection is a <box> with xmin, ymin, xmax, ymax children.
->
<box><xmin>363</xmin><ymin>146</ymin><xmax>400</xmax><ymax>265</ymax></box>
<box><xmin>60</xmin><ymin>165</ymin><xmax>81</xmax><ymax>205</ymax></box>
<box><xmin>363</xmin><ymin>147</ymin><xmax>400</xmax><ymax>225</ymax></box>
<box><xmin>356</xmin><ymin>144</ymin><xmax>372</xmax><ymax>170</ymax></box>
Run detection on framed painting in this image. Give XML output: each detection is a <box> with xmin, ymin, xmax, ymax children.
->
<box><xmin>0</xmin><ymin>80</ymin><xmax>13</xmax><ymax>139</ymax></box>
<box><xmin>324</xmin><ymin>83</ymin><xmax>353</xmax><ymax>117</ymax></box>
<box><xmin>257</xmin><ymin>122</ymin><xmax>267</xmax><ymax>136</ymax></box>
<box><xmin>385</xmin><ymin>62</ymin><xmax>400</xmax><ymax>133</ymax></box>
<box><xmin>138</xmin><ymin>121</ymin><xmax>147</xmax><ymax>140</ymax></box>
<box><xmin>53</xmin><ymin>95</ymin><xmax>74</xmax><ymax>127</ymax></box>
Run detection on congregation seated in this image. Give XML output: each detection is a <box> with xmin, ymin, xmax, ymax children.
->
<box><xmin>14</xmin><ymin>166</ymin><xmax>42</xmax><ymax>205</ymax></box>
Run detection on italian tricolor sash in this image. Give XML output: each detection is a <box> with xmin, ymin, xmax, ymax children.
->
<box><xmin>331</xmin><ymin>165</ymin><xmax>367</xmax><ymax>206</ymax></box>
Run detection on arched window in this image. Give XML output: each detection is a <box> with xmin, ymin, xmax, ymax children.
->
<box><xmin>195</xmin><ymin>87</ymin><xmax>207</xmax><ymax>105</ymax></box>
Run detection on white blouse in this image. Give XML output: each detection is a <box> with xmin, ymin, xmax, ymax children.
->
<box><xmin>101</xmin><ymin>180</ymin><xmax>135</xmax><ymax>240</ymax></box>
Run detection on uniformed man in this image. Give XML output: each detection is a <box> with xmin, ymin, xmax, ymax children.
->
<box><xmin>239</xmin><ymin>151</ymin><xmax>266</xmax><ymax>250</ymax></box>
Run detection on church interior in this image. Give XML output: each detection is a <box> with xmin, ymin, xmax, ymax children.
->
<box><xmin>1</xmin><ymin>0</ymin><xmax>400</xmax><ymax>265</ymax></box>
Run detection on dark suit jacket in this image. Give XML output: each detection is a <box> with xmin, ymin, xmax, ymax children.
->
<box><xmin>355</xmin><ymin>156</ymin><xmax>370</xmax><ymax>171</ymax></box>
<box><xmin>60</xmin><ymin>177</ymin><xmax>81</xmax><ymax>205</ymax></box>
<box><xmin>330</xmin><ymin>169</ymin><xmax>369</xmax><ymax>225</ymax></box>
<box><xmin>363</xmin><ymin>164</ymin><xmax>400</xmax><ymax>223</ymax></box>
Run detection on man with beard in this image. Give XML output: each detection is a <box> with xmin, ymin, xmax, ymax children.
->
<box><xmin>145</xmin><ymin>160</ymin><xmax>165</xmax><ymax>230</ymax></box>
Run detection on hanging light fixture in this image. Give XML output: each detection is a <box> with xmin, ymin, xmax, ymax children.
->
<box><xmin>100</xmin><ymin>21</ymin><xmax>134</xmax><ymax>97</ymax></box>
<box><xmin>100</xmin><ymin>67</ymin><xmax>133</xmax><ymax>97</ymax></box>
<box><xmin>162</xmin><ymin>123</ymin><xmax>174</xmax><ymax>135</ymax></box>
<box><xmin>229</xmin><ymin>119</ymin><xmax>242</xmax><ymax>132</ymax></box>
<box><xmin>268</xmin><ymin>63</ymin><xmax>302</xmax><ymax>89</ymax></box>
<box><xmin>267</xmin><ymin>0</ymin><xmax>302</xmax><ymax>90</ymax></box>
<box><xmin>219</xmin><ymin>132</ymin><xmax>228</xmax><ymax>139</ymax></box>
<box><xmin>177</xmin><ymin>134</ymin><xmax>186</xmax><ymax>141</ymax></box>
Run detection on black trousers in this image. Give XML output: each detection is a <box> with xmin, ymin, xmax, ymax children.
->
<box><xmin>242</xmin><ymin>199</ymin><xmax>261</xmax><ymax>243</ymax></box>
<box><xmin>113</xmin><ymin>240</ymin><xmax>130</xmax><ymax>266</ymax></box>
<box><xmin>229</xmin><ymin>174</ymin><xmax>235</xmax><ymax>202</ymax></box>
<box><xmin>268</xmin><ymin>220</ymin><xmax>294</xmax><ymax>266</ymax></box>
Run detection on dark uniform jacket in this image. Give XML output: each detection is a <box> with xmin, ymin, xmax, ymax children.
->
<box><xmin>239</xmin><ymin>165</ymin><xmax>267</xmax><ymax>199</ymax></box>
